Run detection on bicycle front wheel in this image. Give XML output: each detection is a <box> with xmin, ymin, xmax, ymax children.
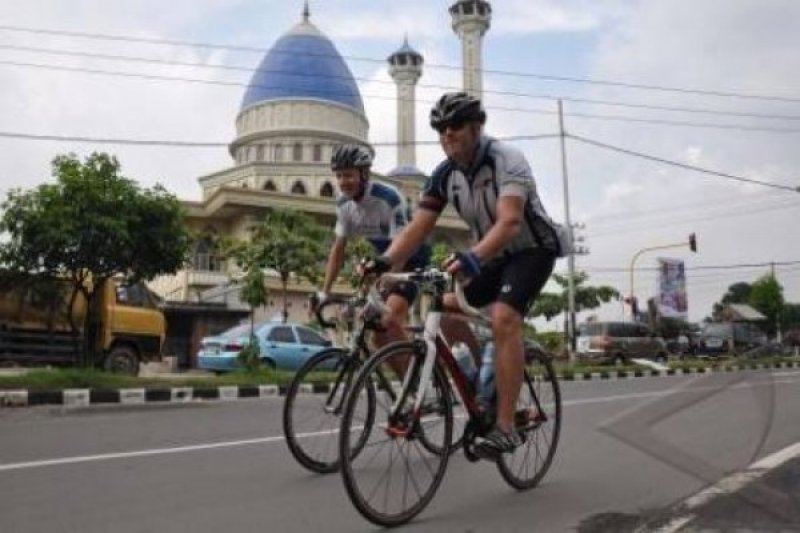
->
<box><xmin>339</xmin><ymin>341</ymin><xmax>453</xmax><ymax>527</ymax></box>
<box><xmin>496</xmin><ymin>354</ymin><xmax>562</xmax><ymax>490</ymax></box>
<box><xmin>283</xmin><ymin>348</ymin><xmax>374</xmax><ymax>474</ymax></box>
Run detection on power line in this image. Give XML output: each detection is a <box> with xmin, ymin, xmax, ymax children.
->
<box><xmin>582</xmin><ymin>260</ymin><xmax>800</xmax><ymax>272</ymax></box>
<box><xmin>4</xmin><ymin>43</ymin><xmax>800</xmax><ymax>123</ymax></box>
<box><xmin>589</xmin><ymin>195</ymin><xmax>797</xmax><ymax>228</ymax></box>
<box><xmin>589</xmin><ymin>201</ymin><xmax>800</xmax><ymax>238</ymax></box>
<box><xmin>568</xmin><ymin>134</ymin><xmax>800</xmax><ymax>193</ymax></box>
<box><xmin>3</xmin><ymin>24</ymin><xmax>800</xmax><ymax>104</ymax></box>
<box><xmin>0</xmin><ymin>130</ymin><xmax>558</xmax><ymax>148</ymax></box>
<box><xmin>5</xmin><ymin>59</ymin><xmax>800</xmax><ymax>136</ymax></box>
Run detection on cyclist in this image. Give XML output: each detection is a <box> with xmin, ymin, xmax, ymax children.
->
<box><xmin>316</xmin><ymin>144</ymin><xmax>428</xmax><ymax>351</ymax></box>
<box><xmin>362</xmin><ymin>92</ymin><xmax>565</xmax><ymax>459</ymax></box>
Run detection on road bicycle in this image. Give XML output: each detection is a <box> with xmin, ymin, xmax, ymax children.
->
<box><xmin>282</xmin><ymin>287</ymin><xmax>460</xmax><ymax>474</ymax></box>
<box><xmin>338</xmin><ymin>268</ymin><xmax>562</xmax><ymax>526</ymax></box>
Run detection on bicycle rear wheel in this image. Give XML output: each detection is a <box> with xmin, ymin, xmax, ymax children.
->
<box><xmin>283</xmin><ymin>348</ymin><xmax>374</xmax><ymax>474</ymax></box>
<box><xmin>339</xmin><ymin>341</ymin><xmax>453</xmax><ymax>527</ymax></box>
<box><xmin>496</xmin><ymin>354</ymin><xmax>561</xmax><ymax>490</ymax></box>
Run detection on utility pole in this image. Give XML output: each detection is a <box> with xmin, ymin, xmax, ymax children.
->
<box><xmin>558</xmin><ymin>100</ymin><xmax>577</xmax><ymax>356</ymax></box>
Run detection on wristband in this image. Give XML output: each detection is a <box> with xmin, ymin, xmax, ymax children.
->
<box><xmin>456</xmin><ymin>250</ymin><xmax>482</xmax><ymax>278</ymax></box>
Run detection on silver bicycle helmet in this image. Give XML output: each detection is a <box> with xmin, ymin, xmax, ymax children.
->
<box><xmin>429</xmin><ymin>92</ymin><xmax>486</xmax><ymax>130</ymax></box>
<box><xmin>331</xmin><ymin>144</ymin><xmax>373</xmax><ymax>171</ymax></box>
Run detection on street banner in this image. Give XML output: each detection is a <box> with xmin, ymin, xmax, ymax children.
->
<box><xmin>657</xmin><ymin>258</ymin><xmax>688</xmax><ymax>318</ymax></box>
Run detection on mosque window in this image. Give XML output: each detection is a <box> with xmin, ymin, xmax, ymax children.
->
<box><xmin>313</xmin><ymin>144</ymin><xmax>322</xmax><ymax>162</ymax></box>
<box><xmin>274</xmin><ymin>144</ymin><xmax>283</xmax><ymax>161</ymax></box>
<box><xmin>319</xmin><ymin>182</ymin><xmax>334</xmax><ymax>197</ymax></box>
<box><xmin>256</xmin><ymin>144</ymin><xmax>265</xmax><ymax>161</ymax></box>
<box><xmin>291</xmin><ymin>181</ymin><xmax>307</xmax><ymax>195</ymax></box>
<box><xmin>464</xmin><ymin>2</ymin><xmax>474</xmax><ymax>15</ymax></box>
<box><xmin>293</xmin><ymin>143</ymin><xmax>303</xmax><ymax>161</ymax></box>
<box><xmin>263</xmin><ymin>180</ymin><xmax>277</xmax><ymax>192</ymax></box>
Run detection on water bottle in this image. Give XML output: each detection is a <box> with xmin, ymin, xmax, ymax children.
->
<box><xmin>478</xmin><ymin>341</ymin><xmax>496</xmax><ymax>407</ymax></box>
<box><xmin>453</xmin><ymin>342</ymin><xmax>477</xmax><ymax>386</ymax></box>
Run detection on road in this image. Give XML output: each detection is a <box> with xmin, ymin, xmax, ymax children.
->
<box><xmin>1</xmin><ymin>369</ymin><xmax>799</xmax><ymax>532</ymax></box>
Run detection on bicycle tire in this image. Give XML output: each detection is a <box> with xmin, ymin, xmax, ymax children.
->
<box><xmin>339</xmin><ymin>341</ymin><xmax>453</xmax><ymax>527</ymax></box>
<box><xmin>496</xmin><ymin>355</ymin><xmax>562</xmax><ymax>490</ymax></box>
<box><xmin>283</xmin><ymin>348</ymin><xmax>375</xmax><ymax>474</ymax></box>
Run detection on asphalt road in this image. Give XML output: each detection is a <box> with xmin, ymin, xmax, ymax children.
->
<box><xmin>1</xmin><ymin>369</ymin><xmax>799</xmax><ymax>533</ymax></box>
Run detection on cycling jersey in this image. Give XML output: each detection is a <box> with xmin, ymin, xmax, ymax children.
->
<box><xmin>419</xmin><ymin>136</ymin><xmax>564</xmax><ymax>258</ymax></box>
<box><xmin>335</xmin><ymin>180</ymin><xmax>429</xmax><ymax>269</ymax></box>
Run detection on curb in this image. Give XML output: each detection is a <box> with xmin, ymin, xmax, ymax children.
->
<box><xmin>1</xmin><ymin>361</ymin><xmax>798</xmax><ymax>408</ymax></box>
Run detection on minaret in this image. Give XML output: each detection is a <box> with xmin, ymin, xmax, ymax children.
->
<box><xmin>449</xmin><ymin>0</ymin><xmax>491</xmax><ymax>100</ymax></box>
<box><xmin>388</xmin><ymin>37</ymin><xmax>423</xmax><ymax>169</ymax></box>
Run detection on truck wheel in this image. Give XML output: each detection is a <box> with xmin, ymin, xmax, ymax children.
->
<box><xmin>104</xmin><ymin>345</ymin><xmax>140</xmax><ymax>376</ymax></box>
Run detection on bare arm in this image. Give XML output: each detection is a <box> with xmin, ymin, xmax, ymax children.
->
<box><xmin>471</xmin><ymin>196</ymin><xmax>523</xmax><ymax>262</ymax></box>
<box><xmin>383</xmin><ymin>208</ymin><xmax>439</xmax><ymax>268</ymax></box>
<box><xmin>322</xmin><ymin>236</ymin><xmax>347</xmax><ymax>293</ymax></box>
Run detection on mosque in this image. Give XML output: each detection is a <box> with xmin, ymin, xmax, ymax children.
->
<box><xmin>150</xmin><ymin>1</ymin><xmax>493</xmax><ymax>359</ymax></box>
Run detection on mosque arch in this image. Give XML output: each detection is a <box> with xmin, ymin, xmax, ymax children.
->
<box><xmin>319</xmin><ymin>181</ymin><xmax>334</xmax><ymax>197</ymax></box>
<box><xmin>291</xmin><ymin>181</ymin><xmax>307</xmax><ymax>195</ymax></box>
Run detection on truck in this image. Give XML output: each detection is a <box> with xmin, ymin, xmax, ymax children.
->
<box><xmin>0</xmin><ymin>276</ymin><xmax>166</xmax><ymax>375</ymax></box>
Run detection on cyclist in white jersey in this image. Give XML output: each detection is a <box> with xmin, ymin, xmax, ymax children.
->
<box><xmin>362</xmin><ymin>93</ymin><xmax>564</xmax><ymax>459</ymax></box>
<box><xmin>317</xmin><ymin>144</ymin><xmax>428</xmax><ymax>349</ymax></box>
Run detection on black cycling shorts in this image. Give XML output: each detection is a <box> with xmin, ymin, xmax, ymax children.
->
<box><xmin>463</xmin><ymin>248</ymin><xmax>556</xmax><ymax>316</ymax></box>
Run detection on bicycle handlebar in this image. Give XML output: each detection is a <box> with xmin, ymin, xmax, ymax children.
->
<box><xmin>365</xmin><ymin>268</ymin><xmax>485</xmax><ymax>319</ymax></box>
<box><xmin>313</xmin><ymin>296</ymin><xmax>352</xmax><ymax>329</ymax></box>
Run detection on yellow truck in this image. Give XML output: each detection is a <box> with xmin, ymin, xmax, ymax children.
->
<box><xmin>0</xmin><ymin>277</ymin><xmax>166</xmax><ymax>375</ymax></box>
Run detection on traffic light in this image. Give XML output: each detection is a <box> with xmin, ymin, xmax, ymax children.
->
<box><xmin>624</xmin><ymin>296</ymin><xmax>639</xmax><ymax>318</ymax></box>
<box><xmin>689</xmin><ymin>233</ymin><xmax>697</xmax><ymax>253</ymax></box>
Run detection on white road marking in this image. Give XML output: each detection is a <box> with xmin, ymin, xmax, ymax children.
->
<box><xmin>2</xmin><ymin>371</ymin><xmax>799</xmax><ymax>473</ymax></box>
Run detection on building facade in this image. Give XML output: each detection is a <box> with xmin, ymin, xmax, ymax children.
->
<box><xmin>151</xmin><ymin>3</ymin><xmax>488</xmax><ymax>327</ymax></box>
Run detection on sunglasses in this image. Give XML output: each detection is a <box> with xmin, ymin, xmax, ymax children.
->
<box><xmin>434</xmin><ymin>120</ymin><xmax>468</xmax><ymax>134</ymax></box>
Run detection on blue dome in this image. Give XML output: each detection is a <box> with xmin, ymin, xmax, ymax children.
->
<box><xmin>240</xmin><ymin>19</ymin><xmax>365</xmax><ymax>114</ymax></box>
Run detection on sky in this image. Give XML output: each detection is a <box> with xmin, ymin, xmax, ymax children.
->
<box><xmin>1</xmin><ymin>0</ymin><xmax>798</xmax><ymax>328</ymax></box>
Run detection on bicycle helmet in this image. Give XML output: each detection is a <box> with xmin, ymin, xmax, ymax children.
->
<box><xmin>331</xmin><ymin>144</ymin><xmax>373</xmax><ymax>171</ymax></box>
<box><xmin>429</xmin><ymin>92</ymin><xmax>486</xmax><ymax>131</ymax></box>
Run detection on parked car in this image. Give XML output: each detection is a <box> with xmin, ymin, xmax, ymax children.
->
<box><xmin>576</xmin><ymin>321</ymin><xmax>669</xmax><ymax>365</ymax></box>
<box><xmin>197</xmin><ymin>322</ymin><xmax>332</xmax><ymax>372</ymax></box>
<box><xmin>697</xmin><ymin>322</ymin><xmax>767</xmax><ymax>356</ymax></box>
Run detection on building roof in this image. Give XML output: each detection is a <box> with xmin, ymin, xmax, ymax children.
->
<box><xmin>239</xmin><ymin>8</ymin><xmax>365</xmax><ymax>114</ymax></box>
<box><xmin>387</xmin><ymin>164</ymin><xmax>426</xmax><ymax>178</ymax></box>
<box><xmin>724</xmin><ymin>304</ymin><xmax>767</xmax><ymax>321</ymax></box>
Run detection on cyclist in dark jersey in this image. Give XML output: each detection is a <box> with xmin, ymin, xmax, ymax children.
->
<box><xmin>362</xmin><ymin>93</ymin><xmax>564</xmax><ymax>459</ymax></box>
<box><xmin>318</xmin><ymin>144</ymin><xmax>428</xmax><ymax>348</ymax></box>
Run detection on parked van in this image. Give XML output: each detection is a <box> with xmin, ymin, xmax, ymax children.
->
<box><xmin>576</xmin><ymin>321</ymin><xmax>669</xmax><ymax>365</ymax></box>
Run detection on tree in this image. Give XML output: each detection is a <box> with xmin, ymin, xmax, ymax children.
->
<box><xmin>225</xmin><ymin>208</ymin><xmax>327</xmax><ymax>322</ymax></box>
<box><xmin>236</xmin><ymin>261</ymin><xmax>268</xmax><ymax>371</ymax></box>
<box><xmin>340</xmin><ymin>236</ymin><xmax>376</xmax><ymax>288</ymax></box>
<box><xmin>529</xmin><ymin>272</ymin><xmax>620</xmax><ymax>344</ymax></box>
<box><xmin>749</xmin><ymin>274</ymin><xmax>784</xmax><ymax>337</ymax></box>
<box><xmin>0</xmin><ymin>152</ymin><xmax>192</xmax><ymax>364</ymax></box>
<box><xmin>712</xmin><ymin>281</ymin><xmax>752</xmax><ymax>318</ymax></box>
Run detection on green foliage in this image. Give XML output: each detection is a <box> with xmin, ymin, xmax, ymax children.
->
<box><xmin>237</xmin><ymin>342</ymin><xmax>262</xmax><ymax>373</ymax></box>
<box><xmin>341</xmin><ymin>236</ymin><xmax>376</xmax><ymax>288</ymax></box>
<box><xmin>534</xmin><ymin>331</ymin><xmax>564</xmax><ymax>355</ymax></box>
<box><xmin>749</xmin><ymin>274</ymin><xmax>784</xmax><ymax>336</ymax></box>
<box><xmin>529</xmin><ymin>271</ymin><xmax>620</xmax><ymax>321</ymax></box>
<box><xmin>430</xmin><ymin>241</ymin><xmax>451</xmax><ymax>268</ymax></box>
<box><xmin>0</xmin><ymin>152</ymin><xmax>192</xmax><ymax>364</ymax></box>
<box><xmin>713</xmin><ymin>282</ymin><xmax>753</xmax><ymax>318</ymax></box>
<box><xmin>224</xmin><ymin>208</ymin><xmax>327</xmax><ymax>322</ymax></box>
